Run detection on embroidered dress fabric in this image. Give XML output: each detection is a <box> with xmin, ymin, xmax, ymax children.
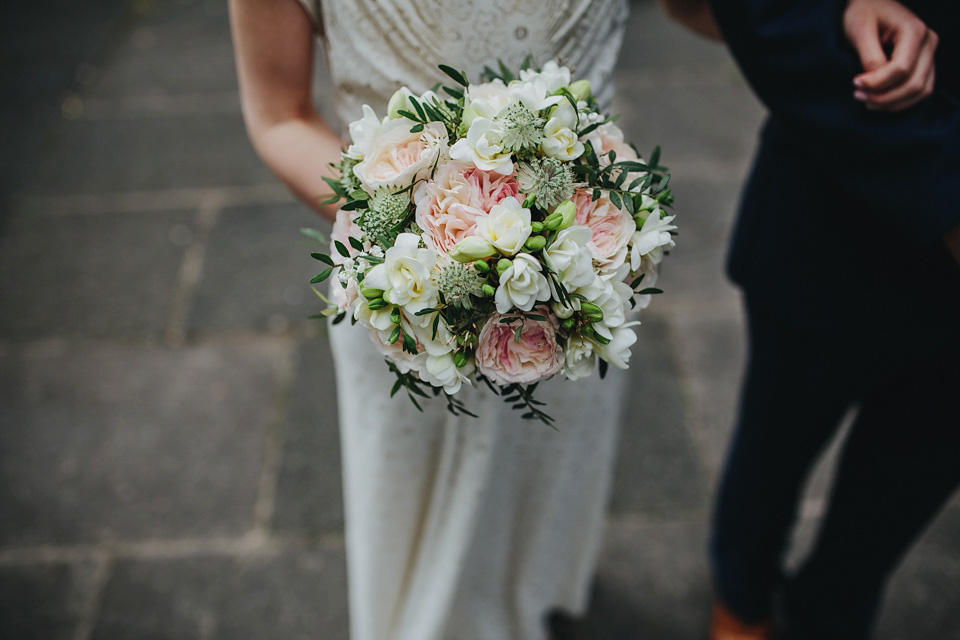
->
<box><xmin>297</xmin><ymin>2</ymin><xmax>630</xmax><ymax>639</ymax></box>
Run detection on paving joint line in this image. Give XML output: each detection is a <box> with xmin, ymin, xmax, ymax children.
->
<box><xmin>164</xmin><ymin>192</ymin><xmax>223</xmax><ymax>347</ymax></box>
<box><xmin>0</xmin><ymin>531</ymin><xmax>346</xmax><ymax>566</ymax></box>
<box><xmin>71</xmin><ymin>552</ymin><xmax>113</xmax><ymax>640</ymax></box>
<box><xmin>252</xmin><ymin>339</ymin><xmax>299</xmax><ymax>535</ymax></box>
<box><xmin>16</xmin><ymin>184</ymin><xmax>293</xmax><ymax>217</ymax></box>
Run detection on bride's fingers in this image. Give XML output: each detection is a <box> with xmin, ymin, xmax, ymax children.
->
<box><xmin>857</xmin><ymin>33</ymin><xmax>937</xmax><ymax>111</ymax></box>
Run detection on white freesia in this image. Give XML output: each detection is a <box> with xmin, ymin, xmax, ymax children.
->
<box><xmin>576</xmin><ymin>265</ymin><xmax>632</xmax><ymax>330</ymax></box>
<box><xmin>541</xmin><ymin>100</ymin><xmax>583</xmax><ymax>161</ymax></box>
<box><xmin>519</xmin><ymin>60</ymin><xmax>572</xmax><ymax>94</ymax></box>
<box><xmin>449</xmin><ymin>117</ymin><xmax>514</xmax><ymax>174</ymax></box>
<box><xmin>346</xmin><ymin>104</ymin><xmax>382</xmax><ymax>159</ymax></box>
<box><xmin>419</xmin><ymin>352</ymin><xmax>475</xmax><ymax>394</ymax></box>
<box><xmin>476</xmin><ymin>197</ymin><xmax>533</xmax><ymax>255</ymax></box>
<box><xmin>630</xmin><ymin>211</ymin><xmax>677</xmax><ymax>271</ymax></box>
<box><xmin>593</xmin><ymin>322</ymin><xmax>639</xmax><ymax>369</ymax></box>
<box><xmin>353</xmin><ymin>118</ymin><xmax>448</xmax><ymax>192</ymax></box>
<box><xmin>363</xmin><ymin>233</ymin><xmax>439</xmax><ymax>314</ymax></box>
<box><xmin>353</xmin><ymin>296</ymin><xmax>395</xmax><ymax>331</ymax></box>
<box><xmin>507</xmin><ymin>77</ymin><xmax>564</xmax><ymax>113</ymax></box>
<box><xmin>495</xmin><ymin>253</ymin><xmax>551</xmax><ymax>313</ymax></box>
<box><xmin>563</xmin><ymin>335</ymin><xmax>596</xmax><ymax>380</ymax></box>
<box><xmin>542</xmin><ymin>225</ymin><xmax>595</xmax><ymax>292</ymax></box>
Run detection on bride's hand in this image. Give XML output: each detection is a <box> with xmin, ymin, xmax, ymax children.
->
<box><xmin>844</xmin><ymin>0</ymin><xmax>938</xmax><ymax>112</ymax></box>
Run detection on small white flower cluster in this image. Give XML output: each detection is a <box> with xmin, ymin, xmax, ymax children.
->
<box><xmin>313</xmin><ymin>62</ymin><xmax>677</xmax><ymax>417</ymax></box>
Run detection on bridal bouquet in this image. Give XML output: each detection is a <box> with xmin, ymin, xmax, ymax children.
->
<box><xmin>308</xmin><ymin>61</ymin><xmax>676</xmax><ymax>423</ymax></box>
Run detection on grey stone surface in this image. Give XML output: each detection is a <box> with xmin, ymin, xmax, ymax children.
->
<box><xmin>271</xmin><ymin>336</ymin><xmax>344</xmax><ymax>535</ymax></box>
<box><xmin>25</xmin><ymin>113</ymin><xmax>272</xmax><ymax>196</ymax></box>
<box><xmin>609</xmin><ymin>313</ymin><xmax>709</xmax><ymax>518</ymax></box>
<box><xmin>0</xmin><ymin>340</ymin><xmax>285</xmax><ymax>545</ymax></box>
<box><xmin>0</xmin><ymin>210</ymin><xmax>192</xmax><ymax>340</ymax></box>
<box><xmin>558</xmin><ymin>519</ymin><xmax>712</xmax><ymax>639</ymax></box>
<box><xmin>0</xmin><ymin>559</ymin><xmax>102</xmax><ymax>640</ymax></box>
<box><xmin>91</xmin><ymin>547</ymin><xmax>349</xmax><ymax>640</ymax></box>
<box><xmin>87</xmin><ymin>0</ymin><xmax>238</xmax><ymax>100</ymax></box>
<box><xmin>187</xmin><ymin>203</ymin><xmax>332</xmax><ymax>335</ymax></box>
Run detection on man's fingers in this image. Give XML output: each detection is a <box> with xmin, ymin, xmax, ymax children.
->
<box><xmin>859</xmin><ymin>36</ymin><xmax>936</xmax><ymax>110</ymax></box>
<box><xmin>844</xmin><ymin>12</ymin><xmax>888</xmax><ymax>73</ymax></box>
<box><xmin>854</xmin><ymin>19</ymin><xmax>929</xmax><ymax>92</ymax></box>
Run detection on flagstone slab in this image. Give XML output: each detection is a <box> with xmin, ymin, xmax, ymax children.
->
<box><xmin>270</xmin><ymin>336</ymin><xmax>344</xmax><ymax>535</ymax></box>
<box><xmin>90</xmin><ymin>547</ymin><xmax>349</xmax><ymax>640</ymax></box>
<box><xmin>0</xmin><ymin>339</ymin><xmax>284</xmax><ymax>546</ymax></box>
<box><xmin>0</xmin><ymin>559</ymin><xmax>101</xmax><ymax>640</ymax></box>
<box><xmin>0</xmin><ymin>210</ymin><xmax>192</xmax><ymax>341</ymax></box>
<box><xmin>24</xmin><ymin>113</ymin><xmax>271</xmax><ymax>196</ymax></box>
<box><xmin>187</xmin><ymin>202</ymin><xmax>331</xmax><ymax>335</ymax></box>
<box><xmin>609</xmin><ymin>313</ymin><xmax>710</xmax><ymax>518</ymax></box>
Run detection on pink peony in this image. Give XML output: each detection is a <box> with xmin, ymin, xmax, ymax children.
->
<box><xmin>572</xmin><ymin>189</ymin><xmax>637</xmax><ymax>271</ymax></box>
<box><xmin>475</xmin><ymin>308</ymin><xmax>564</xmax><ymax>385</ymax></box>
<box><xmin>415</xmin><ymin>162</ymin><xmax>520</xmax><ymax>254</ymax></box>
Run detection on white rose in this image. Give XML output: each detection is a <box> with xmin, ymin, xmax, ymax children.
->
<box><xmin>542</xmin><ymin>225</ymin><xmax>595</xmax><ymax>291</ymax></box>
<box><xmin>353</xmin><ymin>119</ymin><xmax>448</xmax><ymax>192</ymax></box>
<box><xmin>476</xmin><ymin>197</ymin><xmax>533</xmax><ymax>256</ymax></box>
<box><xmin>519</xmin><ymin>61</ymin><xmax>572</xmax><ymax>94</ymax></box>
<box><xmin>563</xmin><ymin>335</ymin><xmax>596</xmax><ymax>380</ymax></box>
<box><xmin>449</xmin><ymin>117</ymin><xmax>514</xmax><ymax>175</ymax></box>
<box><xmin>593</xmin><ymin>322</ymin><xmax>639</xmax><ymax>369</ymax></box>
<box><xmin>363</xmin><ymin>233</ymin><xmax>439</xmax><ymax>313</ymax></box>
<box><xmin>541</xmin><ymin>101</ymin><xmax>584</xmax><ymax>162</ymax></box>
<box><xmin>630</xmin><ymin>211</ymin><xmax>677</xmax><ymax>271</ymax></box>
<box><xmin>346</xmin><ymin>104</ymin><xmax>383</xmax><ymax>159</ymax></box>
<box><xmin>494</xmin><ymin>253</ymin><xmax>551</xmax><ymax>313</ymax></box>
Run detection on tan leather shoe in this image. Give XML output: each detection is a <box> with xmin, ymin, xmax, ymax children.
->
<box><xmin>708</xmin><ymin>602</ymin><xmax>774</xmax><ymax>640</ymax></box>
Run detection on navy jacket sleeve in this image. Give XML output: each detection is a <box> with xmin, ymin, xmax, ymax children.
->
<box><xmin>709</xmin><ymin>0</ymin><xmax>960</xmax><ymax>244</ymax></box>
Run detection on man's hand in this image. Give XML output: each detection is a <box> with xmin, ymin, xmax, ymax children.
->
<box><xmin>844</xmin><ymin>0</ymin><xmax>938</xmax><ymax>112</ymax></box>
<box><xmin>945</xmin><ymin>223</ymin><xmax>960</xmax><ymax>268</ymax></box>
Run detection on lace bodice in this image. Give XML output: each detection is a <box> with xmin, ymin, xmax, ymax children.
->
<box><xmin>298</xmin><ymin>0</ymin><xmax>628</xmax><ymax>124</ymax></box>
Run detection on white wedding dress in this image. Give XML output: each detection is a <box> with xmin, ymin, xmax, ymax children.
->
<box><xmin>297</xmin><ymin>2</ymin><xmax>630</xmax><ymax>639</ymax></box>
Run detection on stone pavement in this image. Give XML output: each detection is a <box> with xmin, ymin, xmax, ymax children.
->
<box><xmin>1</xmin><ymin>1</ymin><xmax>959</xmax><ymax>638</ymax></box>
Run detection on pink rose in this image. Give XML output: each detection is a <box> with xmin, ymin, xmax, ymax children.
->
<box><xmin>415</xmin><ymin>162</ymin><xmax>520</xmax><ymax>254</ymax></box>
<box><xmin>475</xmin><ymin>308</ymin><xmax>564</xmax><ymax>385</ymax></box>
<box><xmin>353</xmin><ymin>119</ymin><xmax>448</xmax><ymax>192</ymax></box>
<box><xmin>572</xmin><ymin>189</ymin><xmax>637</xmax><ymax>271</ymax></box>
<box><xmin>583</xmin><ymin>122</ymin><xmax>639</xmax><ymax>164</ymax></box>
<box><xmin>330</xmin><ymin>208</ymin><xmax>362</xmax><ymax>262</ymax></box>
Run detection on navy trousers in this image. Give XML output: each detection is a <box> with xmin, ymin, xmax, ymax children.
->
<box><xmin>711</xmin><ymin>298</ymin><xmax>960</xmax><ymax>640</ymax></box>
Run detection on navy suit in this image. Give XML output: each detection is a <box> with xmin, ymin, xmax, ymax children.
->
<box><xmin>708</xmin><ymin>1</ymin><xmax>960</xmax><ymax>638</ymax></box>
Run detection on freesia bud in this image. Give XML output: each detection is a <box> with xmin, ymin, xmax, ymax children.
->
<box><xmin>569</xmin><ymin>79</ymin><xmax>592</xmax><ymax>103</ymax></box>
<box><xmin>449</xmin><ymin>236</ymin><xmax>496</xmax><ymax>262</ymax></box>
<box><xmin>496</xmin><ymin>258</ymin><xmax>513</xmax><ymax>276</ymax></box>
<box><xmin>561</xmin><ymin>317</ymin><xmax>576</xmax><ymax>332</ymax></box>
<box><xmin>481</xmin><ymin>284</ymin><xmax>496</xmax><ymax>297</ymax></box>
<box><xmin>474</xmin><ymin>260</ymin><xmax>490</xmax><ymax>273</ymax></box>
<box><xmin>361</xmin><ymin>287</ymin><xmax>385</xmax><ymax>300</ymax></box>
<box><xmin>368</xmin><ymin>298</ymin><xmax>388</xmax><ymax>311</ymax></box>
<box><xmin>523</xmin><ymin>235</ymin><xmax>547</xmax><ymax>252</ymax></box>
<box><xmin>386</xmin><ymin>88</ymin><xmax>411</xmax><ymax>119</ymax></box>
<box><xmin>531</xmin><ymin>221</ymin><xmax>544</xmax><ymax>234</ymax></box>
<box><xmin>454</xmin><ymin>352</ymin><xmax>468</xmax><ymax>368</ymax></box>
<box><xmin>389</xmin><ymin>326</ymin><xmax>402</xmax><ymax>344</ymax></box>
<box><xmin>553</xmin><ymin>200</ymin><xmax>577</xmax><ymax>230</ymax></box>
<box><xmin>543</xmin><ymin>212</ymin><xmax>563</xmax><ymax>230</ymax></box>
<box><xmin>580</xmin><ymin>301</ymin><xmax>604</xmax><ymax>322</ymax></box>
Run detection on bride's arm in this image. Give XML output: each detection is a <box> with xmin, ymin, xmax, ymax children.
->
<box><xmin>228</xmin><ymin>0</ymin><xmax>342</xmax><ymax>220</ymax></box>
